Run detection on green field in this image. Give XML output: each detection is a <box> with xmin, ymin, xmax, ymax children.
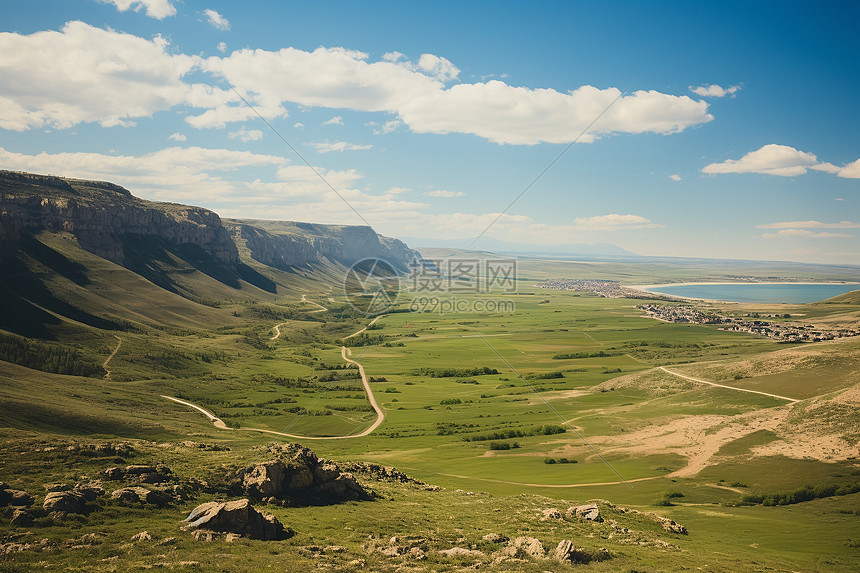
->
<box><xmin>2</xmin><ymin>247</ymin><xmax>860</xmax><ymax>572</ymax></box>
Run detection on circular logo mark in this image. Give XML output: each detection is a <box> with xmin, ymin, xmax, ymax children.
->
<box><xmin>343</xmin><ymin>257</ymin><xmax>400</xmax><ymax>315</ymax></box>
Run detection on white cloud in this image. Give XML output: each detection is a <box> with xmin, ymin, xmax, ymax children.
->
<box><xmin>810</xmin><ymin>162</ymin><xmax>840</xmax><ymax>173</ymax></box>
<box><xmin>703</xmin><ymin>145</ymin><xmax>860</xmax><ymax>178</ymax></box>
<box><xmin>762</xmin><ymin>229</ymin><xmax>853</xmax><ymax>239</ymax></box>
<box><xmin>374</xmin><ymin>119</ymin><xmax>402</xmax><ymax>134</ymax></box>
<box><xmin>0</xmin><ymin>21</ymin><xmax>198</xmax><ymax>131</ymax></box>
<box><xmin>0</xmin><ymin>145</ymin><xmax>285</xmax><ymax>203</ymax></box>
<box><xmin>669</xmin><ymin>174</ymin><xmax>681</xmax><ymax>181</ymax></box>
<box><xmin>702</xmin><ymin>144</ymin><xmax>823</xmax><ymax>176</ymax></box>
<box><xmin>97</xmin><ymin>0</ymin><xmax>176</xmax><ymax>19</ymax></box>
<box><xmin>217</xmin><ymin>41</ymin><xmax>227</xmax><ymax>53</ymax></box>
<box><xmin>0</xmin><ymin>26</ymin><xmax>713</xmax><ymax>145</ymax></box>
<box><xmin>416</xmin><ymin>54</ymin><xmax>460</xmax><ymax>82</ymax></box>
<box><xmin>757</xmin><ymin>220</ymin><xmax>859</xmax><ymax>229</ymax></box>
<box><xmin>201</xmin><ymin>47</ymin><xmax>712</xmax><ymax>144</ymax></box>
<box><xmin>838</xmin><ymin>158</ymin><xmax>860</xmax><ymax>178</ymax></box>
<box><xmin>293</xmin><ymin>122</ymin><xmax>304</xmax><ymax>128</ymax></box>
<box><xmin>573</xmin><ymin>214</ymin><xmax>663</xmax><ymax>230</ymax></box>
<box><xmin>203</xmin><ymin>9</ymin><xmax>231</xmax><ymax>31</ymax></box>
<box><xmin>228</xmin><ymin>127</ymin><xmax>263</xmax><ymax>142</ymax></box>
<box><xmin>689</xmin><ymin>84</ymin><xmax>741</xmax><ymax>98</ymax></box>
<box><xmin>425</xmin><ymin>190</ymin><xmax>465</xmax><ymax>198</ymax></box>
<box><xmin>168</xmin><ymin>132</ymin><xmax>186</xmax><ymax>141</ymax></box>
<box><xmin>322</xmin><ymin>115</ymin><xmax>344</xmax><ymax>126</ymax></box>
<box><xmin>305</xmin><ymin>141</ymin><xmax>372</xmax><ymax>153</ymax></box>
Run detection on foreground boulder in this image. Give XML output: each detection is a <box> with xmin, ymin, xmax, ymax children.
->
<box><xmin>111</xmin><ymin>486</ymin><xmax>170</xmax><ymax>507</ymax></box>
<box><xmin>0</xmin><ymin>484</ymin><xmax>34</xmax><ymax>508</ymax></box>
<box><xmin>43</xmin><ymin>491</ymin><xmax>87</xmax><ymax>514</ymax></box>
<box><xmin>233</xmin><ymin>443</ymin><xmax>370</xmax><ymax>505</ymax></box>
<box><xmin>568</xmin><ymin>503</ymin><xmax>602</xmax><ymax>522</ymax></box>
<box><xmin>182</xmin><ymin>499</ymin><xmax>292</xmax><ymax>541</ymax></box>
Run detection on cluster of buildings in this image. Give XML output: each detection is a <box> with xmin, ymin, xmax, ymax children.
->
<box><xmin>537</xmin><ymin>279</ymin><xmax>651</xmax><ymax>299</ymax></box>
<box><xmin>638</xmin><ymin>304</ymin><xmax>860</xmax><ymax>343</ymax></box>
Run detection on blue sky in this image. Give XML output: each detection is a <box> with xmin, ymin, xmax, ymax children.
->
<box><xmin>1</xmin><ymin>0</ymin><xmax>858</xmax><ymax>264</ymax></box>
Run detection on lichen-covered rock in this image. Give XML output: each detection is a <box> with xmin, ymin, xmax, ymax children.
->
<box><xmin>542</xmin><ymin>507</ymin><xmax>562</xmax><ymax>519</ymax></box>
<box><xmin>233</xmin><ymin>443</ymin><xmax>371</xmax><ymax>504</ymax></box>
<box><xmin>660</xmin><ymin>518</ymin><xmax>688</xmax><ymax>534</ymax></box>
<box><xmin>182</xmin><ymin>499</ymin><xmax>292</xmax><ymax>541</ymax></box>
<box><xmin>568</xmin><ymin>503</ymin><xmax>602</xmax><ymax>522</ymax></box>
<box><xmin>482</xmin><ymin>533</ymin><xmax>509</xmax><ymax>544</ymax></box>
<box><xmin>111</xmin><ymin>486</ymin><xmax>170</xmax><ymax>507</ymax></box>
<box><xmin>498</xmin><ymin>536</ymin><xmax>545</xmax><ymax>559</ymax></box>
<box><xmin>43</xmin><ymin>491</ymin><xmax>86</xmax><ymax>514</ymax></box>
<box><xmin>10</xmin><ymin>509</ymin><xmax>34</xmax><ymax>527</ymax></box>
<box><xmin>551</xmin><ymin>539</ymin><xmax>576</xmax><ymax>562</ymax></box>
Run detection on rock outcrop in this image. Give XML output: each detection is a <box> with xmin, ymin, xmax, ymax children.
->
<box><xmin>226</xmin><ymin>219</ymin><xmax>421</xmax><ymax>272</ymax></box>
<box><xmin>43</xmin><ymin>491</ymin><xmax>87</xmax><ymax>515</ymax></box>
<box><xmin>111</xmin><ymin>486</ymin><xmax>170</xmax><ymax>507</ymax></box>
<box><xmin>0</xmin><ymin>484</ymin><xmax>34</xmax><ymax>508</ymax></box>
<box><xmin>233</xmin><ymin>443</ymin><xmax>371</xmax><ymax>505</ymax></box>
<box><xmin>0</xmin><ymin>170</ymin><xmax>238</xmax><ymax>267</ymax></box>
<box><xmin>103</xmin><ymin>464</ymin><xmax>173</xmax><ymax>484</ymax></box>
<box><xmin>182</xmin><ymin>499</ymin><xmax>292</xmax><ymax>541</ymax></box>
<box><xmin>568</xmin><ymin>503</ymin><xmax>603</xmax><ymax>522</ymax></box>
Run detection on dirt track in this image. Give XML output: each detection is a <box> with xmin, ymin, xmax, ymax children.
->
<box><xmin>163</xmin><ymin>317</ymin><xmax>384</xmax><ymax>440</ymax></box>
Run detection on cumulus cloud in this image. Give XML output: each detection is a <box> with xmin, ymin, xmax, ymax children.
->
<box><xmin>762</xmin><ymin>229</ymin><xmax>853</xmax><ymax>239</ymax></box>
<box><xmin>0</xmin><ymin>145</ymin><xmax>285</xmax><ymax>202</ymax></box>
<box><xmin>168</xmin><ymin>132</ymin><xmax>186</xmax><ymax>141</ymax></box>
<box><xmin>425</xmin><ymin>190</ymin><xmax>465</xmax><ymax>198</ymax></box>
<box><xmin>217</xmin><ymin>41</ymin><xmax>227</xmax><ymax>53</ymax></box>
<box><xmin>322</xmin><ymin>115</ymin><xmax>344</xmax><ymax>126</ymax></box>
<box><xmin>703</xmin><ymin>144</ymin><xmax>860</xmax><ymax>178</ymax></box>
<box><xmin>702</xmin><ymin>144</ymin><xmax>824</xmax><ymax>176</ymax></box>
<box><xmin>203</xmin><ymin>9</ymin><xmax>230</xmax><ymax>31</ymax></box>
<box><xmin>0</xmin><ymin>24</ymin><xmax>713</xmax><ymax>144</ymax></box>
<box><xmin>305</xmin><ymin>141</ymin><xmax>372</xmax><ymax>153</ymax></box>
<box><xmin>757</xmin><ymin>220</ymin><xmax>859</xmax><ymax>229</ymax></box>
<box><xmin>690</xmin><ymin>84</ymin><xmax>741</xmax><ymax>97</ymax></box>
<box><xmin>97</xmin><ymin>0</ymin><xmax>176</xmax><ymax>19</ymax></box>
<box><xmin>200</xmin><ymin>46</ymin><xmax>712</xmax><ymax>144</ymax></box>
<box><xmin>669</xmin><ymin>174</ymin><xmax>681</xmax><ymax>181</ymax></box>
<box><xmin>838</xmin><ymin>158</ymin><xmax>860</xmax><ymax>178</ymax></box>
<box><xmin>0</xmin><ymin>21</ymin><xmax>198</xmax><ymax>131</ymax></box>
<box><xmin>228</xmin><ymin>127</ymin><xmax>263</xmax><ymax>142</ymax></box>
<box><xmin>573</xmin><ymin>214</ymin><xmax>663</xmax><ymax>230</ymax></box>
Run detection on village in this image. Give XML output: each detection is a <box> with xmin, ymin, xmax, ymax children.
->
<box><xmin>536</xmin><ymin>278</ymin><xmax>654</xmax><ymax>299</ymax></box>
<box><xmin>638</xmin><ymin>303</ymin><xmax>860</xmax><ymax>343</ymax></box>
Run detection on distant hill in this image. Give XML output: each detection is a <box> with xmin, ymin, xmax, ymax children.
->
<box><xmin>0</xmin><ymin>170</ymin><xmax>420</xmax><ymax>338</ymax></box>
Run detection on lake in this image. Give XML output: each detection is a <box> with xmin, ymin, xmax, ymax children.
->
<box><xmin>640</xmin><ymin>283</ymin><xmax>860</xmax><ymax>304</ymax></box>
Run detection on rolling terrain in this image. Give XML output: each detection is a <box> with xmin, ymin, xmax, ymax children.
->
<box><xmin>1</xmin><ymin>171</ymin><xmax>859</xmax><ymax>572</ymax></box>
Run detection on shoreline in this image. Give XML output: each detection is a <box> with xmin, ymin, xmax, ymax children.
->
<box><xmin>624</xmin><ymin>281</ymin><xmax>860</xmax><ymax>303</ymax></box>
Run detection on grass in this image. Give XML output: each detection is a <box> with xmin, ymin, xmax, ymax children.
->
<box><xmin>2</xmin><ymin>238</ymin><xmax>860</xmax><ymax>571</ymax></box>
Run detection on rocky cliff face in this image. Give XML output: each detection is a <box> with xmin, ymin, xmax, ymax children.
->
<box><xmin>227</xmin><ymin>219</ymin><xmax>420</xmax><ymax>271</ymax></box>
<box><xmin>0</xmin><ymin>170</ymin><xmax>420</xmax><ymax>277</ymax></box>
<box><xmin>0</xmin><ymin>171</ymin><xmax>238</xmax><ymax>266</ymax></box>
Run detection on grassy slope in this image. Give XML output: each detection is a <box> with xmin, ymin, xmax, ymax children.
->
<box><xmin>1</xmin><ymin>249</ymin><xmax>859</xmax><ymax>570</ymax></box>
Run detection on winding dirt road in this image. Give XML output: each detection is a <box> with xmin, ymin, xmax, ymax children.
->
<box><xmin>163</xmin><ymin>318</ymin><xmax>384</xmax><ymax>439</ymax></box>
<box><xmin>342</xmin><ymin>314</ymin><xmax>383</xmax><ymax>340</ymax></box>
<box><xmin>659</xmin><ymin>366</ymin><xmax>800</xmax><ymax>403</ymax></box>
<box><xmin>102</xmin><ymin>336</ymin><xmax>122</xmax><ymax>379</ymax></box>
